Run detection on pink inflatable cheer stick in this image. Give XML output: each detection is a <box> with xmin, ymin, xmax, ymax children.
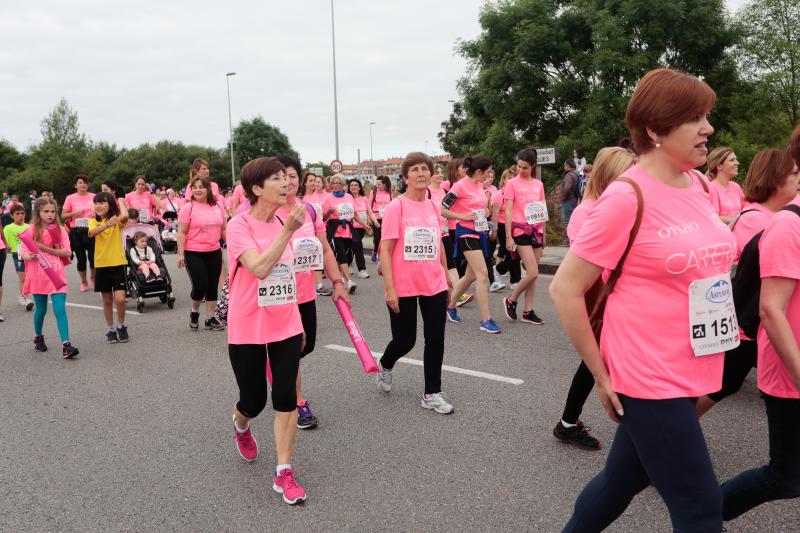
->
<box><xmin>18</xmin><ymin>230</ymin><xmax>67</xmax><ymax>291</ymax></box>
<box><xmin>334</xmin><ymin>297</ymin><xmax>379</xmax><ymax>374</ymax></box>
<box><xmin>47</xmin><ymin>224</ymin><xmax>71</xmax><ymax>266</ymax></box>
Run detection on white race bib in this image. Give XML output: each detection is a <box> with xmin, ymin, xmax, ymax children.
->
<box><xmin>75</xmin><ymin>218</ymin><xmax>89</xmax><ymax>228</ymax></box>
<box><xmin>337</xmin><ymin>203</ymin><xmax>354</xmax><ymax>220</ymax></box>
<box><xmin>403</xmin><ymin>226</ymin><xmax>439</xmax><ymax>261</ymax></box>
<box><xmin>292</xmin><ymin>237</ymin><xmax>323</xmax><ymax>272</ymax></box>
<box><xmin>689</xmin><ymin>273</ymin><xmax>740</xmax><ymax>356</ymax></box>
<box><xmin>378</xmin><ymin>205</ymin><xmax>386</xmax><ymax>218</ymax></box>
<box><xmin>258</xmin><ymin>262</ymin><xmax>297</xmax><ymax>306</ymax></box>
<box><xmin>356</xmin><ymin>211</ymin><xmax>368</xmax><ymax>225</ymax></box>
<box><xmin>524</xmin><ymin>201</ymin><xmax>549</xmax><ymax>224</ymax></box>
<box><xmin>139</xmin><ymin>209</ymin><xmax>151</xmax><ymax>223</ymax></box>
<box><xmin>474</xmin><ymin>209</ymin><xmax>489</xmax><ymax>232</ymax></box>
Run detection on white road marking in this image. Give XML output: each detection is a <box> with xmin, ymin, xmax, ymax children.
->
<box><xmin>323</xmin><ymin>344</ymin><xmax>524</xmax><ymax>385</ymax></box>
<box><xmin>65</xmin><ymin>302</ymin><xmax>141</xmax><ymax>315</ymax></box>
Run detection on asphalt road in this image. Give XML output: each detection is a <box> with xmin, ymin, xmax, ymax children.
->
<box><xmin>0</xmin><ymin>251</ymin><xmax>796</xmax><ymax>532</ymax></box>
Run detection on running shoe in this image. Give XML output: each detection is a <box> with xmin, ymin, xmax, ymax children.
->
<box><xmin>377</xmin><ymin>364</ymin><xmax>393</xmax><ymax>392</ymax></box>
<box><xmin>446</xmin><ymin>307</ymin><xmax>462</xmax><ymax>323</ymax></box>
<box><xmin>61</xmin><ymin>342</ymin><xmax>79</xmax><ymax>359</ymax></box>
<box><xmin>33</xmin><ymin>335</ymin><xmax>47</xmax><ymax>352</ymax></box>
<box><xmin>106</xmin><ymin>330</ymin><xmax>119</xmax><ymax>344</ymax></box>
<box><xmin>493</xmin><ymin>265</ymin><xmax>503</xmax><ymax>280</ymax></box>
<box><xmin>421</xmin><ymin>393</ymin><xmax>454</xmax><ymax>414</ymax></box>
<box><xmin>80</xmin><ymin>281</ymin><xmax>89</xmax><ymax>292</ymax></box>
<box><xmin>316</xmin><ymin>285</ymin><xmax>333</xmax><ymax>297</ymax></box>
<box><xmin>233</xmin><ymin>419</ymin><xmax>258</xmax><ymax>462</ymax></box>
<box><xmin>479</xmin><ymin>319</ymin><xmax>502</xmax><ymax>334</ymax></box>
<box><xmin>455</xmin><ymin>293</ymin><xmax>474</xmax><ymax>307</ymax></box>
<box><xmin>205</xmin><ymin>317</ymin><xmax>225</xmax><ymax>331</ymax></box>
<box><xmin>489</xmin><ymin>280</ymin><xmax>506</xmax><ymax>292</ymax></box>
<box><xmin>0</xmin><ymin>313</ymin><xmax>4</xmax><ymax>322</ymax></box>
<box><xmin>296</xmin><ymin>401</ymin><xmax>318</xmax><ymax>429</ymax></box>
<box><xmin>18</xmin><ymin>295</ymin><xmax>26</xmax><ymax>307</ymax></box>
<box><xmin>503</xmin><ymin>297</ymin><xmax>518</xmax><ymax>320</ymax></box>
<box><xmin>521</xmin><ymin>310</ymin><xmax>544</xmax><ymax>325</ymax></box>
<box><xmin>273</xmin><ymin>468</ymin><xmax>306</xmax><ymax>505</ymax></box>
<box><xmin>371</xmin><ymin>251</ymin><xmax>378</xmax><ymax>263</ymax></box>
<box><xmin>117</xmin><ymin>325</ymin><xmax>130</xmax><ymax>343</ymax></box>
<box><xmin>356</xmin><ymin>269</ymin><xmax>370</xmax><ymax>279</ymax></box>
<box><xmin>553</xmin><ymin>421</ymin><xmax>601</xmax><ymax>451</ymax></box>
<box><xmin>25</xmin><ymin>297</ymin><xmax>34</xmax><ymax>311</ymax></box>
<box><xmin>347</xmin><ymin>280</ymin><xmax>358</xmax><ymax>294</ymax></box>
<box><xmin>189</xmin><ymin>311</ymin><xmax>200</xmax><ymax>330</ymax></box>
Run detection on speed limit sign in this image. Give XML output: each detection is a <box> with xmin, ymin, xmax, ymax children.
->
<box><xmin>329</xmin><ymin>159</ymin><xmax>343</xmax><ymax>173</ymax></box>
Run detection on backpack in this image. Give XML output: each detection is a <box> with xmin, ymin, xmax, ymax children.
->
<box><xmin>732</xmin><ymin>204</ymin><xmax>800</xmax><ymax>338</ymax></box>
<box><xmin>575</xmin><ymin>173</ymin><xmax>587</xmax><ymax>200</ymax></box>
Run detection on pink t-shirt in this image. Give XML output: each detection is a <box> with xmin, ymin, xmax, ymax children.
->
<box><xmin>731</xmin><ymin>202</ymin><xmax>773</xmax><ymax>258</ymax></box>
<box><xmin>304</xmin><ymin>191</ymin><xmax>327</xmax><ymax>221</ymax></box>
<box><xmin>381</xmin><ymin>196</ymin><xmax>448</xmax><ymax>298</ymax></box>
<box><xmin>178</xmin><ymin>201</ymin><xmax>226</xmax><ymax>252</ymax></box>
<box><xmin>504</xmin><ymin>176</ymin><xmax>546</xmax><ymax>236</ymax></box>
<box><xmin>370</xmin><ymin>190</ymin><xmax>392</xmax><ymax>219</ymax></box>
<box><xmin>19</xmin><ymin>226</ymin><xmax>70</xmax><ymax>295</ymax></box>
<box><xmin>232</xmin><ymin>184</ymin><xmax>247</xmax><ymax>208</ymax></box>
<box><xmin>491</xmin><ymin>187</ymin><xmax>506</xmax><ymax>225</ymax></box>
<box><xmin>62</xmin><ymin>193</ymin><xmax>95</xmax><ymax>229</ymax></box>
<box><xmin>571</xmin><ymin>165</ymin><xmax>736</xmax><ymax>399</ymax></box>
<box><xmin>756</xmin><ymin>199</ymin><xmax>800</xmax><ymax>399</ymax></box>
<box><xmin>278</xmin><ymin>203</ymin><xmax>325</xmax><ymax>305</ymax></box>
<box><xmin>352</xmin><ymin>196</ymin><xmax>370</xmax><ymax>229</ymax></box>
<box><xmin>566</xmin><ymin>198</ymin><xmax>595</xmax><ymax>243</ymax></box>
<box><xmin>125</xmin><ymin>191</ymin><xmax>158</xmax><ymax>222</ymax></box>
<box><xmin>226</xmin><ymin>213</ymin><xmax>303</xmax><ymax>345</ymax></box>
<box><xmin>428</xmin><ymin>186</ymin><xmax>450</xmax><ymax>235</ymax></box>
<box><xmin>322</xmin><ymin>193</ymin><xmax>356</xmax><ymax>239</ymax></box>
<box><xmin>163</xmin><ymin>196</ymin><xmax>183</xmax><ymax>214</ymax></box>
<box><xmin>710</xmin><ymin>180</ymin><xmax>745</xmax><ymax>218</ymax></box>
<box><xmin>448</xmin><ymin>178</ymin><xmax>489</xmax><ymax>233</ymax></box>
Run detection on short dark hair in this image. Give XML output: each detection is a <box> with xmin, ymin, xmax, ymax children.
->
<box><xmin>128</xmin><ymin>208</ymin><xmax>140</xmax><ymax>219</ymax></box>
<box><xmin>564</xmin><ymin>159</ymin><xmax>577</xmax><ymax>170</ymax></box>
<box><xmin>74</xmin><ymin>174</ymin><xmax>89</xmax><ymax>185</ymax></box>
<box><xmin>463</xmin><ymin>155</ymin><xmax>492</xmax><ymax>176</ymax></box>
<box><xmin>516</xmin><ymin>149</ymin><xmax>538</xmax><ymax>167</ymax></box>
<box><xmin>93</xmin><ymin>191</ymin><xmax>120</xmax><ymax>221</ymax></box>
<box><xmin>277</xmin><ymin>155</ymin><xmax>302</xmax><ymax>178</ymax></box>
<box><xmin>9</xmin><ymin>203</ymin><xmax>25</xmax><ymax>215</ymax></box>
<box><xmin>239</xmin><ymin>157</ymin><xmax>286</xmax><ymax>204</ymax></box>
<box><xmin>401</xmin><ymin>152</ymin><xmax>434</xmax><ymax>178</ymax></box>
<box><xmin>744</xmin><ymin>148</ymin><xmax>795</xmax><ymax>203</ymax></box>
<box><xmin>574</xmin><ymin>147</ymin><xmax>585</xmax><ymax>159</ymax></box>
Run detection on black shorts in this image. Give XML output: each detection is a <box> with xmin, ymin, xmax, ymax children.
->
<box><xmin>441</xmin><ymin>234</ymin><xmax>455</xmax><ymax>270</ymax></box>
<box><xmin>95</xmin><ymin>265</ymin><xmax>127</xmax><ymax>293</ymax></box>
<box><xmin>457</xmin><ymin>236</ymin><xmax>483</xmax><ymax>255</ymax></box>
<box><xmin>512</xmin><ymin>234</ymin><xmax>542</xmax><ymax>249</ymax></box>
<box><xmin>333</xmin><ymin>237</ymin><xmax>352</xmax><ymax>264</ymax></box>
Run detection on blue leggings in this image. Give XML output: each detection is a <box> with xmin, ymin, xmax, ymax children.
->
<box><xmin>33</xmin><ymin>293</ymin><xmax>70</xmax><ymax>342</ymax></box>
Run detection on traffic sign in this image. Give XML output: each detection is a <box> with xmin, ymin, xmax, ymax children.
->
<box><xmin>535</xmin><ymin>147</ymin><xmax>556</xmax><ymax>165</ymax></box>
<box><xmin>330</xmin><ymin>160</ymin><xmax>343</xmax><ymax>173</ymax></box>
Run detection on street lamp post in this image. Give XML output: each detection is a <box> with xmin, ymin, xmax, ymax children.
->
<box><xmin>369</xmin><ymin>121</ymin><xmax>375</xmax><ymax>177</ymax></box>
<box><xmin>226</xmin><ymin>72</ymin><xmax>237</xmax><ymax>187</ymax></box>
<box><xmin>331</xmin><ymin>0</ymin><xmax>340</xmax><ymax>160</ymax></box>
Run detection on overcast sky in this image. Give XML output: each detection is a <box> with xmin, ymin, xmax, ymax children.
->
<box><xmin>1</xmin><ymin>0</ymin><xmax>748</xmax><ymax>166</ymax></box>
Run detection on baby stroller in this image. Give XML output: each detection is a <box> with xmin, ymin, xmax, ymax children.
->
<box><xmin>122</xmin><ymin>223</ymin><xmax>176</xmax><ymax>312</ymax></box>
<box><xmin>160</xmin><ymin>211</ymin><xmax>178</xmax><ymax>253</ymax></box>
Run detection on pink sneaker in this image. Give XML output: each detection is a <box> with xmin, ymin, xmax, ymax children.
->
<box><xmin>80</xmin><ymin>281</ymin><xmax>89</xmax><ymax>292</ymax></box>
<box><xmin>272</xmin><ymin>468</ymin><xmax>306</xmax><ymax>505</ymax></box>
<box><xmin>233</xmin><ymin>422</ymin><xmax>258</xmax><ymax>462</ymax></box>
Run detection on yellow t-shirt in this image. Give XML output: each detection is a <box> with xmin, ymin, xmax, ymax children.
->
<box><xmin>89</xmin><ymin>218</ymin><xmax>127</xmax><ymax>267</ymax></box>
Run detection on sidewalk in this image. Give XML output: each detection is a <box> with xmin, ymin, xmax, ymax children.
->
<box><xmin>361</xmin><ymin>237</ymin><xmax>567</xmax><ymax>274</ymax></box>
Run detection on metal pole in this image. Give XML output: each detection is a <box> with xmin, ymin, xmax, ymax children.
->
<box><xmin>226</xmin><ymin>72</ymin><xmax>237</xmax><ymax>187</ymax></box>
<box><xmin>369</xmin><ymin>121</ymin><xmax>375</xmax><ymax>176</ymax></box>
<box><xmin>331</xmin><ymin>0</ymin><xmax>340</xmax><ymax>160</ymax></box>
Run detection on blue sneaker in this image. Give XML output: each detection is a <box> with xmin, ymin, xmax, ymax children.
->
<box><xmin>446</xmin><ymin>307</ymin><xmax>462</xmax><ymax>323</ymax></box>
<box><xmin>480</xmin><ymin>319</ymin><xmax>501</xmax><ymax>334</ymax></box>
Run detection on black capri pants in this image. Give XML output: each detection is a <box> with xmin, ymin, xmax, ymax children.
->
<box><xmin>333</xmin><ymin>237</ymin><xmax>353</xmax><ymax>265</ymax></box>
<box><xmin>299</xmin><ymin>299</ymin><xmax>317</xmax><ymax>358</ymax></box>
<box><xmin>69</xmin><ymin>227</ymin><xmax>95</xmax><ymax>272</ymax></box>
<box><xmin>441</xmin><ymin>233</ymin><xmax>455</xmax><ymax>270</ymax></box>
<box><xmin>184</xmin><ymin>249</ymin><xmax>222</xmax><ymax>302</ymax></box>
<box><xmin>0</xmin><ymin>249</ymin><xmax>6</xmax><ymax>286</ymax></box>
<box><xmin>229</xmin><ymin>333</ymin><xmax>303</xmax><ymax>415</ymax></box>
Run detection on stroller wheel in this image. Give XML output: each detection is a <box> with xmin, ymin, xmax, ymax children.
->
<box><xmin>136</xmin><ymin>297</ymin><xmax>145</xmax><ymax>313</ymax></box>
<box><xmin>167</xmin><ymin>293</ymin><xmax>175</xmax><ymax>309</ymax></box>
<box><xmin>159</xmin><ymin>294</ymin><xmax>168</xmax><ymax>304</ymax></box>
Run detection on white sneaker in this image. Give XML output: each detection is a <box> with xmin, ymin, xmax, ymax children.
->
<box><xmin>421</xmin><ymin>393</ymin><xmax>454</xmax><ymax>414</ymax></box>
<box><xmin>356</xmin><ymin>270</ymin><xmax>370</xmax><ymax>279</ymax></box>
<box><xmin>18</xmin><ymin>295</ymin><xmax>26</xmax><ymax>306</ymax></box>
<box><xmin>347</xmin><ymin>279</ymin><xmax>358</xmax><ymax>294</ymax></box>
<box><xmin>377</xmin><ymin>365</ymin><xmax>392</xmax><ymax>392</ymax></box>
<box><xmin>493</xmin><ymin>266</ymin><xmax>503</xmax><ymax>280</ymax></box>
<box><xmin>489</xmin><ymin>280</ymin><xmax>506</xmax><ymax>292</ymax></box>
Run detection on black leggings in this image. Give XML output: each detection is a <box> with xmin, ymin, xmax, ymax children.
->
<box><xmin>495</xmin><ymin>223</ymin><xmax>521</xmax><ymax>283</ymax></box>
<box><xmin>299</xmin><ymin>299</ymin><xmax>317</xmax><ymax>358</ymax></box>
<box><xmin>380</xmin><ymin>291</ymin><xmax>447</xmax><ymax>394</ymax></box>
<box><xmin>441</xmin><ymin>234</ymin><xmax>455</xmax><ymax>270</ymax></box>
<box><xmin>184</xmin><ymin>249</ymin><xmax>222</xmax><ymax>301</ymax></box>
<box><xmin>707</xmin><ymin>339</ymin><xmax>757</xmax><ymax>402</ymax></box>
<box><xmin>0</xmin><ymin>249</ymin><xmax>5</xmax><ymax>285</ymax></box>
<box><xmin>372</xmin><ymin>222</ymin><xmax>382</xmax><ymax>251</ymax></box>
<box><xmin>485</xmin><ymin>236</ymin><xmax>496</xmax><ymax>283</ymax></box>
<box><xmin>561</xmin><ymin>361</ymin><xmax>595</xmax><ymax>425</ymax></box>
<box><xmin>228</xmin><ymin>333</ymin><xmax>303</xmax><ymax>414</ymax></box>
<box><xmin>69</xmin><ymin>228</ymin><xmax>95</xmax><ymax>272</ymax></box>
<box><xmin>351</xmin><ymin>227</ymin><xmax>367</xmax><ymax>271</ymax></box>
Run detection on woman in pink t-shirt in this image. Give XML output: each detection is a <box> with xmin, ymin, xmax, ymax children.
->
<box><xmin>183</xmin><ymin>158</ymin><xmax>222</xmax><ymax>202</ymax></box>
<box><xmin>429</xmin><ymin>165</ymin><xmax>456</xmax><ymax>282</ymax></box>
<box><xmin>19</xmin><ymin>198</ymin><xmax>78</xmax><ymax>358</ymax></box>
<box><xmin>551</xmin><ymin>69</ymin><xmax>733</xmax><ymax>532</ymax></box>
<box><xmin>62</xmin><ymin>175</ymin><xmax>96</xmax><ymax>291</ymax></box>
<box><xmin>720</xmin><ymin>130</ymin><xmax>800</xmax><ymax>521</ymax></box>
<box><xmin>301</xmin><ymin>174</ymin><xmax>332</xmax><ymax>295</ymax></box>
<box><xmin>698</xmin><ymin>148</ymin><xmax>800</xmax><ymax>418</ymax></box>
<box><xmin>347</xmin><ymin>179</ymin><xmax>373</xmax><ymax>279</ymax></box>
<box><xmin>706</xmin><ymin>147</ymin><xmax>744</xmax><ymax>224</ymax></box>
<box><xmin>277</xmin><ymin>156</ymin><xmax>349</xmax><ymax>430</ymax></box>
<box><xmin>377</xmin><ymin>152</ymin><xmax>453</xmax><ymax>413</ymax></box>
<box><xmin>322</xmin><ymin>174</ymin><xmax>358</xmax><ymax>293</ymax></box>
<box><xmin>226</xmin><ymin>156</ymin><xmax>309</xmax><ymax>505</ymax></box>
<box><xmin>125</xmin><ymin>176</ymin><xmax>161</xmax><ymax>224</ymax></box>
<box><xmin>177</xmin><ymin>176</ymin><xmax>227</xmax><ymax>331</ymax></box>
<box><xmin>368</xmin><ymin>176</ymin><xmax>393</xmax><ymax>263</ymax></box>
<box><xmin>493</xmin><ymin>167</ymin><xmax>523</xmax><ymax>288</ymax></box>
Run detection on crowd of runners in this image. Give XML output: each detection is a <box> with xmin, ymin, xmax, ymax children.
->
<box><xmin>0</xmin><ymin>66</ymin><xmax>798</xmax><ymax>529</ymax></box>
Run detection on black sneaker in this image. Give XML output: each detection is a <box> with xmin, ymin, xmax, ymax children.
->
<box><xmin>296</xmin><ymin>401</ymin><xmax>318</xmax><ymax>429</ymax></box>
<box><xmin>117</xmin><ymin>325</ymin><xmax>130</xmax><ymax>343</ymax></box>
<box><xmin>205</xmin><ymin>317</ymin><xmax>225</xmax><ymax>331</ymax></box>
<box><xmin>106</xmin><ymin>330</ymin><xmax>119</xmax><ymax>344</ymax></box>
<box><xmin>503</xmin><ymin>297</ymin><xmax>517</xmax><ymax>320</ymax></box>
<box><xmin>553</xmin><ymin>421</ymin><xmax>601</xmax><ymax>451</ymax></box>
<box><xmin>521</xmin><ymin>310</ymin><xmax>544</xmax><ymax>325</ymax></box>
<box><xmin>62</xmin><ymin>342</ymin><xmax>79</xmax><ymax>359</ymax></box>
<box><xmin>190</xmin><ymin>311</ymin><xmax>200</xmax><ymax>330</ymax></box>
<box><xmin>33</xmin><ymin>335</ymin><xmax>48</xmax><ymax>352</ymax></box>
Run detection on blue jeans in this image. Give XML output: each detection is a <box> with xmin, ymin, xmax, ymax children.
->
<box><xmin>562</xmin><ymin>200</ymin><xmax>577</xmax><ymax>241</ymax></box>
<box><xmin>721</xmin><ymin>394</ymin><xmax>800</xmax><ymax>520</ymax></box>
<box><xmin>563</xmin><ymin>396</ymin><xmax>722</xmax><ymax>532</ymax></box>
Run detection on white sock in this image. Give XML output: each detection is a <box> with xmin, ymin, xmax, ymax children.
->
<box><xmin>116</xmin><ymin>322</ymin><xmax>124</xmax><ymax>329</ymax></box>
<box><xmin>561</xmin><ymin>419</ymin><xmax>577</xmax><ymax>428</ymax></box>
<box><xmin>232</xmin><ymin>415</ymin><xmax>249</xmax><ymax>433</ymax></box>
<box><xmin>276</xmin><ymin>464</ymin><xmax>291</xmax><ymax>475</ymax></box>
<box><xmin>107</xmin><ymin>325</ymin><xmax>115</xmax><ymax>333</ymax></box>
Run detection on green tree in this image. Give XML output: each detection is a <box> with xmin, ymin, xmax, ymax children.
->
<box><xmin>233</xmin><ymin>116</ymin><xmax>298</xmax><ymax>170</ymax></box>
<box><xmin>0</xmin><ymin>139</ymin><xmax>27</xmax><ymax>178</ymax></box>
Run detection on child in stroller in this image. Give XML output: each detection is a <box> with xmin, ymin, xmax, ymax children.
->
<box><xmin>160</xmin><ymin>211</ymin><xmax>178</xmax><ymax>253</ymax></box>
<box><xmin>122</xmin><ymin>223</ymin><xmax>175</xmax><ymax>312</ymax></box>
<box><xmin>129</xmin><ymin>231</ymin><xmax>162</xmax><ymax>282</ymax></box>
